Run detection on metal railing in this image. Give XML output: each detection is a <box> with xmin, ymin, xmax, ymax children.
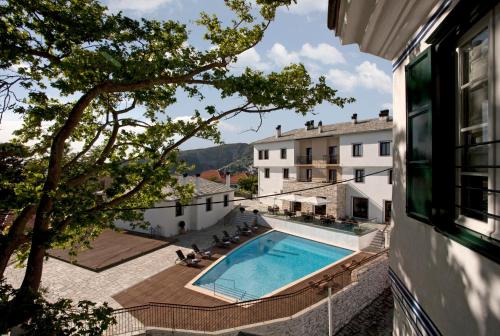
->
<box><xmin>104</xmin><ymin>250</ymin><xmax>388</xmax><ymax>335</ymax></box>
<box><xmin>296</xmin><ymin>155</ymin><xmax>313</xmax><ymax>164</ymax></box>
<box><xmin>323</xmin><ymin>155</ymin><xmax>338</xmax><ymax>164</ymax></box>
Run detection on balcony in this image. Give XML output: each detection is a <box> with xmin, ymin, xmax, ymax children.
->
<box><xmin>295</xmin><ymin>155</ymin><xmax>339</xmax><ymax>166</ymax></box>
<box><xmin>296</xmin><ymin>155</ymin><xmax>313</xmax><ymax>164</ymax></box>
<box><xmin>323</xmin><ymin>155</ymin><xmax>338</xmax><ymax>164</ymax></box>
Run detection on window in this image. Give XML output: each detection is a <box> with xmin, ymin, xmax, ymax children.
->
<box><xmin>264</xmin><ymin>168</ymin><xmax>270</xmax><ymax>178</ymax></box>
<box><xmin>305</xmin><ymin>147</ymin><xmax>312</xmax><ymax>164</ymax></box>
<box><xmin>328</xmin><ymin>146</ymin><xmax>338</xmax><ymax>164</ymax></box>
<box><xmin>380</xmin><ymin>141</ymin><xmax>391</xmax><ymax>156</ymax></box>
<box><xmin>280</xmin><ymin>148</ymin><xmax>287</xmax><ymax>159</ymax></box>
<box><xmin>388</xmin><ymin>169</ymin><xmax>393</xmax><ymax>185</ymax></box>
<box><xmin>283</xmin><ymin>168</ymin><xmax>289</xmax><ymax>179</ymax></box>
<box><xmin>206</xmin><ymin>197</ymin><xmax>212</xmax><ymax>212</ymax></box>
<box><xmin>328</xmin><ymin>169</ymin><xmax>337</xmax><ymax>183</ymax></box>
<box><xmin>175</xmin><ymin>201</ymin><xmax>183</xmax><ymax>217</ymax></box>
<box><xmin>352</xmin><ymin>143</ymin><xmax>363</xmax><ymax>157</ymax></box>
<box><xmin>258</xmin><ymin>150</ymin><xmax>263</xmax><ymax>160</ymax></box>
<box><xmin>264</xmin><ymin>149</ymin><xmax>269</xmax><ymax>160</ymax></box>
<box><xmin>223</xmin><ymin>194</ymin><xmax>229</xmax><ymax>207</ymax></box>
<box><xmin>405</xmin><ymin>47</ymin><xmax>433</xmax><ymax>222</ymax></box>
<box><xmin>352</xmin><ymin>197</ymin><xmax>368</xmax><ymax>219</ymax></box>
<box><xmin>354</xmin><ymin>169</ymin><xmax>364</xmax><ymax>183</ymax></box>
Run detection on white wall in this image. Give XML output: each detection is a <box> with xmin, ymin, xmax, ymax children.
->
<box><xmin>253</xmin><ymin>140</ymin><xmax>296</xmax><ymax>167</ymax></box>
<box><xmin>257</xmin><ymin>167</ymin><xmax>297</xmax><ymax>205</ymax></box>
<box><xmin>390</xmin><ymin>3</ymin><xmax>500</xmax><ymax>336</ymax></box>
<box><xmin>115</xmin><ymin>191</ymin><xmax>234</xmax><ymax>237</ymax></box>
<box><xmin>343</xmin><ymin>167</ymin><xmax>392</xmax><ymax>223</ymax></box>
<box><xmin>339</xmin><ymin>130</ymin><xmax>392</xmax><ymax>167</ymax></box>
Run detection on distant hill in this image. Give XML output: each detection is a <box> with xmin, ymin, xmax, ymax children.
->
<box><xmin>179</xmin><ymin>143</ymin><xmax>252</xmax><ymax>174</ymax></box>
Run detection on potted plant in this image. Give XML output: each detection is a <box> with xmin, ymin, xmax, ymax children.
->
<box><xmin>239</xmin><ymin>207</ymin><xmax>245</xmax><ymax>213</ymax></box>
<box><xmin>253</xmin><ymin>209</ymin><xmax>259</xmax><ymax>215</ymax></box>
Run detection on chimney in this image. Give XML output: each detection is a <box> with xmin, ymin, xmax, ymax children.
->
<box><xmin>351</xmin><ymin>113</ymin><xmax>358</xmax><ymax>124</ymax></box>
<box><xmin>195</xmin><ymin>173</ymin><xmax>201</xmax><ymax>192</ymax></box>
<box><xmin>276</xmin><ymin>125</ymin><xmax>281</xmax><ymax>138</ymax></box>
<box><xmin>379</xmin><ymin>109</ymin><xmax>390</xmax><ymax>121</ymax></box>
<box><xmin>310</xmin><ymin>120</ymin><xmax>315</xmax><ymax>129</ymax></box>
<box><xmin>317</xmin><ymin>121</ymin><xmax>323</xmax><ymax>133</ymax></box>
<box><xmin>226</xmin><ymin>172</ymin><xmax>231</xmax><ymax>187</ymax></box>
<box><xmin>304</xmin><ymin>121</ymin><xmax>310</xmax><ymax>130</ymax></box>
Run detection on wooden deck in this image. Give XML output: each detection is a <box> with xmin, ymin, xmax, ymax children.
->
<box><xmin>49</xmin><ymin>230</ymin><xmax>173</xmax><ymax>272</ymax></box>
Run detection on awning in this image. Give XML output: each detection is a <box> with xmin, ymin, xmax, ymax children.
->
<box><xmin>301</xmin><ymin>197</ymin><xmax>329</xmax><ymax>206</ymax></box>
<box><xmin>277</xmin><ymin>194</ymin><xmax>306</xmax><ymax>202</ymax></box>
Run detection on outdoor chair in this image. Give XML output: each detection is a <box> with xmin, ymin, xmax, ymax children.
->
<box><xmin>175</xmin><ymin>250</ymin><xmax>200</xmax><ymax>267</ymax></box>
<box><xmin>223</xmin><ymin>230</ymin><xmax>240</xmax><ymax>243</ymax></box>
<box><xmin>244</xmin><ymin>222</ymin><xmax>258</xmax><ymax>232</ymax></box>
<box><xmin>191</xmin><ymin>244</ymin><xmax>212</xmax><ymax>259</ymax></box>
<box><xmin>213</xmin><ymin>235</ymin><xmax>231</xmax><ymax>248</ymax></box>
<box><xmin>236</xmin><ymin>225</ymin><xmax>252</xmax><ymax>236</ymax></box>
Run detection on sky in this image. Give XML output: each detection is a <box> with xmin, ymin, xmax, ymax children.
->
<box><xmin>0</xmin><ymin>0</ymin><xmax>393</xmax><ymax>150</ymax></box>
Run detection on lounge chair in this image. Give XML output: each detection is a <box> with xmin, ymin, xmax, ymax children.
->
<box><xmin>213</xmin><ymin>235</ymin><xmax>231</xmax><ymax>248</ymax></box>
<box><xmin>236</xmin><ymin>225</ymin><xmax>251</xmax><ymax>236</ymax></box>
<box><xmin>223</xmin><ymin>230</ymin><xmax>240</xmax><ymax>243</ymax></box>
<box><xmin>192</xmin><ymin>244</ymin><xmax>212</xmax><ymax>259</ymax></box>
<box><xmin>175</xmin><ymin>250</ymin><xmax>200</xmax><ymax>267</ymax></box>
<box><xmin>244</xmin><ymin>222</ymin><xmax>258</xmax><ymax>232</ymax></box>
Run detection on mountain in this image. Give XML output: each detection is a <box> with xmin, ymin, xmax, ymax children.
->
<box><xmin>179</xmin><ymin>143</ymin><xmax>252</xmax><ymax>174</ymax></box>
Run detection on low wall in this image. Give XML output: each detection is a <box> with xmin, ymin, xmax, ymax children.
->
<box><xmin>145</xmin><ymin>255</ymin><xmax>390</xmax><ymax>336</ymax></box>
<box><xmin>259</xmin><ymin>215</ymin><xmax>378</xmax><ymax>251</ymax></box>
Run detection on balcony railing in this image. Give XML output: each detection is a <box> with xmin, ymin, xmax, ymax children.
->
<box><xmin>296</xmin><ymin>155</ymin><xmax>313</xmax><ymax>164</ymax></box>
<box><xmin>323</xmin><ymin>155</ymin><xmax>338</xmax><ymax>164</ymax></box>
<box><xmin>296</xmin><ymin>177</ymin><xmax>313</xmax><ymax>182</ymax></box>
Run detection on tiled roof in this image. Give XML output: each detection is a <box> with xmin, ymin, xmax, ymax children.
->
<box><xmin>163</xmin><ymin>176</ymin><xmax>233</xmax><ymax>200</ymax></box>
<box><xmin>200</xmin><ymin>169</ymin><xmax>223</xmax><ymax>182</ymax></box>
<box><xmin>251</xmin><ymin>117</ymin><xmax>393</xmax><ymax>144</ymax></box>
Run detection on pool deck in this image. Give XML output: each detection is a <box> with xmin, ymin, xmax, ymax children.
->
<box><xmin>113</xmin><ymin>226</ymin><xmax>372</xmax><ymax>308</ymax></box>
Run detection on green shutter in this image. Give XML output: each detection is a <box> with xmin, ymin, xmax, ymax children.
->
<box><xmin>406</xmin><ymin>48</ymin><xmax>433</xmax><ymax>223</ymax></box>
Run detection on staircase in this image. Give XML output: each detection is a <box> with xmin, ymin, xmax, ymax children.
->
<box><xmin>365</xmin><ymin>230</ymin><xmax>386</xmax><ymax>253</ymax></box>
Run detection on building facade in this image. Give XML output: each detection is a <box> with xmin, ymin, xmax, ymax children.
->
<box><xmin>116</xmin><ymin>175</ymin><xmax>235</xmax><ymax>237</ymax></box>
<box><xmin>253</xmin><ymin>114</ymin><xmax>393</xmax><ymax>223</ymax></box>
<box><xmin>329</xmin><ymin>0</ymin><xmax>500</xmax><ymax>335</ymax></box>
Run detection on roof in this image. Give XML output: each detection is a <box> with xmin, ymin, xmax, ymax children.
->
<box><xmin>163</xmin><ymin>176</ymin><xmax>233</xmax><ymax>200</ymax></box>
<box><xmin>252</xmin><ymin>117</ymin><xmax>393</xmax><ymax>145</ymax></box>
<box><xmin>200</xmin><ymin>170</ymin><xmax>223</xmax><ymax>183</ymax></box>
<box><xmin>229</xmin><ymin>172</ymin><xmax>248</xmax><ymax>184</ymax></box>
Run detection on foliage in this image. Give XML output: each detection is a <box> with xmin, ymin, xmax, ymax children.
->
<box><xmin>237</xmin><ymin>175</ymin><xmax>257</xmax><ymax>194</ymax></box>
<box><xmin>0</xmin><ymin>0</ymin><xmax>353</xmax><ymax>332</ymax></box>
<box><xmin>0</xmin><ymin>280</ymin><xmax>115</xmax><ymax>336</ymax></box>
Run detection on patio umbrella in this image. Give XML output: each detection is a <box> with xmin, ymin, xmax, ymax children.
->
<box><xmin>277</xmin><ymin>194</ymin><xmax>306</xmax><ymax>202</ymax></box>
<box><xmin>301</xmin><ymin>196</ymin><xmax>328</xmax><ymax>205</ymax></box>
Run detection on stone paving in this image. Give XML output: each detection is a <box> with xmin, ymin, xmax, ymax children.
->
<box><xmin>3</xmin><ymin>217</ymin><xmax>248</xmax><ymax>309</ymax></box>
<box><xmin>334</xmin><ymin>288</ymin><xmax>394</xmax><ymax>336</ymax></box>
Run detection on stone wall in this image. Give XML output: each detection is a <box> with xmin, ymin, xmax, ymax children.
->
<box><xmin>145</xmin><ymin>255</ymin><xmax>390</xmax><ymax>336</ymax></box>
<box><xmin>282</xmin><ymin>181</ymin><xmax>346</xmax><ymax>218</ymax></box>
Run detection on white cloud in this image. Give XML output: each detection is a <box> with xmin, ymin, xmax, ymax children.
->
<box><xmin>232</xmin><ymin>48</ymin><xmax>271</xmax><ymax>72</ymax></box>
<box><xmin>326</xmin><ymin>61</ymin><xmax>392</xmax><ymax>94</ymax></box>
<box><xmin>0</xmin><ymin>115</ymin><xmax>22</xmax><ymax>143</ymax></box>
<box><xmin>300</xmin><ymin>43</ymin><xmax>345</xmax><ymax>65</ymax></box>
<box><xmin>106</xmin><ymin>0</ymin><xmax>174</xmax><ymax>12</ymax></box>
<box><xmin>267</xmin><ymin>43</ymin><xmax>300</xmax><ymax>67</ymax></box>
<box><xmin>283</xmin><ymin>0</ymin><xmax>327</xmax><ymax>15</ymax></box>
<box><xmin>218</xmin><ymin>120</ymin><xmax>241</xmax><ymax>133</ymax></box>
<box><xmin>355</xmin><ymin>61</ymin><xmax>392</xmax><ymax>94</ymax></box>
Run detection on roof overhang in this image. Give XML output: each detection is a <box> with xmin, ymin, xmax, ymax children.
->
<box><xmin>327</xmin><ymin>0</ymin><xmax>442</xmax><ymax>60</ymax></box>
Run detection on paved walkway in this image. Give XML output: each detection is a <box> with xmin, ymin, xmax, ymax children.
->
<box><xmin>4</xmin><ymin>220</ymin><xmax>247</xmax><ymax>309</ymax></box>
<box><xmin>335</xmin><ymin>288</ymin><xmax>394</xmax><ymax>336</ymax></box>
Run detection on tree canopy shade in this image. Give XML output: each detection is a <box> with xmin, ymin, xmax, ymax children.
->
<box><xmin>0</xmin><ymin>0</ymin><xmax>353</xmax><ymax>332</ymax></box>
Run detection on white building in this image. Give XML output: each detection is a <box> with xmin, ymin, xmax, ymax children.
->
<box><xmin>116</xmin><ymin>175</ymin><xmax>234</xmax><ymax>237</ymax></box>
<box><xmin>253</xmin><ymin>113</ymin><xmax>393</xmax><ymax>223</ymax></box>
<box><xmin>328</xmin><ymin>0</ymin><xmax>500</xmax><ymax>335</ymax></box>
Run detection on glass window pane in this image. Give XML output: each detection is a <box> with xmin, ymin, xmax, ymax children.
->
<box><xmin>353</xmin><ymin>197</ymin><xmax>368</xmax><ymax>219</ymax></box>
<box><xmin>462</xmin><ymin>29</ymin><xmax>488</xmax><ymax>84</ymax></box>
<box><xmin>458</xmin><ymin>175</ymin><xmax>488</xmax><ymax>222</ymax></box>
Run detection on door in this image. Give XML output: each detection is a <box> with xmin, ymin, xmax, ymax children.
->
<box><xmin>384</xmin><ymin>200</ymin><xmax>392</xmax><ymax>223</ymax></box>
<box><xmin>352</xmin><ymin>197</ymin><xmax>368</xmax><ymax>219</ymax></box>
<box><xmin>306</xmin><ymin>147</ymin><xmax>312</xmax><ymax>164</ymax></box>
<box><xmin>328</xmin><ymin>169</ymin><xmax>337</xmax><ymax>183</ymax></box>
<box><xmin>328</xmin><ymin>146</ymin><xmax>338</xmax><ymax>163</ymax></box>
<box><xmin>306</xmin><ymin>169</ymin><xmax>312</xmax><ymax>182</ymax></box>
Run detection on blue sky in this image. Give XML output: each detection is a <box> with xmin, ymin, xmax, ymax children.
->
<box><xmin>0</xmin><ymin>0</ymin><xmax>392</xmax><ymax>150</ymax></box>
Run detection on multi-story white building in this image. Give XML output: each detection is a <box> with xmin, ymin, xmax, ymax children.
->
<box><xmin>252</xmin><ymin>112</ymin><xmax>393</xmax><ymax>224</ymax></box>
<box><xmin>328</xmin><ymin>0</ymin><xmax>500</xmax><ymax>335</ymax></box>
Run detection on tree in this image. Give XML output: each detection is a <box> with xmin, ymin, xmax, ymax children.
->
<box><xmin>238</xmin><ymin>175</ymin><xmax>257</xmax><ymax>194</ymax></box>
<box><xmin>0</xmin><ymin>0</ymin><xmax>353</xmax><ymax>331</ymax></box>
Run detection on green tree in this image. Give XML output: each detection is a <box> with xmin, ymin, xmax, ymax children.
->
<box><xmin>238</xmin><ymin>175</ymin><xmax>257</xmax><ymax>194</ymax></box>
<box><xmin>0</xmin><ymin>0</ymin><xmax>353</xmax><ymax>331</ymax></box>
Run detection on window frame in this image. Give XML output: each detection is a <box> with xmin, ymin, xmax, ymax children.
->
<box><xmin>352</xmin><ymin>143</ymin><xmax>363</xmax><ymax>157</ymax></box>
<box><xmin>354</xmin><ymin>169</ymin><xmax>365</xmax><ymax>183</ymax></box>
<box><xmin>206</xmin><ymin>197</ymin><xmax>212</xmax><ymax>212</ymax></box>
<box><xmin>258</xmin><ymin>150</ymin><xmax>263</xmax><ymax>160</ymax></box>
<box><xmin>283</xmin><ymin>168</ymin><xmax>289</xmax><ymax>179</ymax></box>
<box><xmin>352</xmin><ymin>196</ymin><xmax>369</xmax><ymax>219</ymax></box>
<box><xmin>264</xmin><ymin>168</ymin><xmax>270</xmax><ymax>179</ymax></box>
<box><xmin>379</xmin><ymin>141</ymin><xmax>391</xmax><ymax>156</ymax></box>
<box><xmin>280</xmin><ymin>148</ymin><xmax>287</xmax><ymax>159</ymax></box>
<box><xmin>175</xmin><ymin>201</ymin><xmax>183</xmax><ymax>217</ymax></box>
<box><xmin>264</xmin><ymin>149</ymin><xmax>269</xmax><ymax>160</ymax></box>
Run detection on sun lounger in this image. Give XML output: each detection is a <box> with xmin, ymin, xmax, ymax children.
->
<box><xmin>192</xmin><ymin>244</ymin><xmax>212</xmax><ymax>259</ymax></box>
<box><xmin>175</xmin><ymin>250</ymin><xmax>200</xmax><ymax>267</ymax></box>
<box><xmin>244</xmin><ymin>222</ymin><xmax>258</xmax><ymax>232</ymax></box>
<box><xmin>213</xmin><ymin>235</ymin><xmax>231</xmax><ymax>248</ymax></box>
<box><xmin>236</xmin><ymin>225</ymin><xmax>252</xmax><ymax>236</ymax></box>
<box><xmin>223</xmin><ymin>230</ymin><xmax>240</xmax><ymax>243</ymax></box>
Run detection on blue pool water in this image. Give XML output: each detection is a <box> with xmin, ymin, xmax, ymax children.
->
<box><xmin>193</xmin><ymin>231</ymin><xmax>353</xmax><ymax>301</ymax></box>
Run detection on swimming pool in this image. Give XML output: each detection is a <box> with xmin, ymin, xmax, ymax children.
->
<box><xmin>191</xmin><ymin>231</ymin><xmax>353</xmax><ymax>301</ymax></box>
